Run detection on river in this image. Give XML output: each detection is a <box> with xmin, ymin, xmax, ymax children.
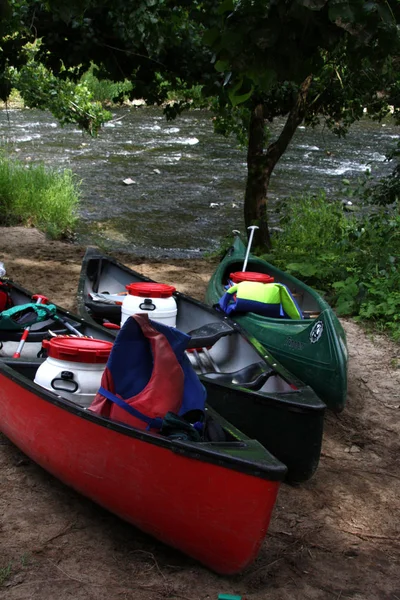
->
<box><xmin>0</xmin><ymin>106</ymin><xmax>398</xmax><ymax>258</ymax></box>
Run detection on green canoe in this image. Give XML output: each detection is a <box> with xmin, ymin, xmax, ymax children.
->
<box><xmin>205</xmin><ymin>234</ymin><xmax>348</xmax><ymax>412</ymax></box>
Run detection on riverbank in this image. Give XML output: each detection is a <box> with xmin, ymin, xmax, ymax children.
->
<box><xmin>1</xmin><ymin>227</ymin><xmax>399</xmax><ymax>600</ymax></box>
<box><xmin>0</xmin><ymin>227</ymin><xmax>218</xmax><ymax>310</ymax></box>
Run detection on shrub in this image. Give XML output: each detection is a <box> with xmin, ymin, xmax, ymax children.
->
<box><xmin>265</xmin><ymin>192</ymin><xmax>400</xmax><ymax>338</ymax></box>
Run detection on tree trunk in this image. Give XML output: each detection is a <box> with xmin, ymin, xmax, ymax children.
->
<box><xmin>244</xmin><ymin>75</ymin><xmax>313</xmax><ymax>251</ymax></box>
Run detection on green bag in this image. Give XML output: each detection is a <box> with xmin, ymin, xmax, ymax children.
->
<box><xmin>0</xmin><ymin>303</ymin><xmax>57</xmax><ymax>331</ymax></box>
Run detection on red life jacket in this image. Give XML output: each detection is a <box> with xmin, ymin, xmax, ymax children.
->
<box><xmin>90</xmin><ymin>314</ymin><xmax>185</xmax><ymax>430</ymax></box>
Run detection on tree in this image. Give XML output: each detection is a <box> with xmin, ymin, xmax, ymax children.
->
<box><xmin>2</xmin><ymin>0</ymin><xmax>400</xmax><ymax>249</ymax></box>
<box><xmin>207</xmin><ymin>0</ymin><xmax>400</xmax><ymax>247</ymax></box>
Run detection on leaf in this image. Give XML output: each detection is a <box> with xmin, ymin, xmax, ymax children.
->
<box><xmin>214</xmin><ymin>60</ymin><xmax>230</xmax><ymax>73</ymax></box>
<box><xmin>336</xmin><ymin>300</ymin><xmax>356</xmax><ymax>316</ymax></box>
<box><xmin>295</xmin><ymin>0</ymin><xmax>328</xmax><ymax>10</ymax></box>
<box><xmin>377</xmin><ymin>2</ymin><xmax>395</xmax><ymax>25</ymax></box>
<box><xmin>217</xmin><ymin>0</ymin><xmax>235</xmax><ymax>15</ymax></box>
<box><xmin>363</xmin><ymin>1</ymin><xmax>378</xmax><ymax>14</ymax></box>
<box><xmin>203</xmin><ymin>27</ymin><xmax>220</xmax><ymax>47</ymax></box>
<box><xmin>255</xmin><ymin>68</ymin><xmax>276</xmax><ymax>89</ymax></box>
<box><xmin>328</xmin><ymin>1</ymin><xmax>355</xmax><ymax>24</ymax></box>
<box><xmin>223</xmin><ymin>72</ymin><xmax>232</xmax><ymax>86</ymax></box>
<box><xmin>286</xmin><ymin>262</ymin><xmax>318</xmax><ymax>276</ymax></box>
<box><xmin>228</xmin><ymin>79</ymin><xmax>254</xmax><ymax>106</ymax></box>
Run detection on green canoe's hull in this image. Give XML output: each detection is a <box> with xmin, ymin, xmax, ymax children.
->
<box><xmin>205</xmin><ymin>235</ymin><xmax>348</xmax><ymax>412</ymax></box>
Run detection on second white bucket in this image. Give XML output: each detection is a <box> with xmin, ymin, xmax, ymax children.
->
<box><xmin>121</xmin><ymin>282</ymin><xmax>177</xmax><ymax>327</ymax></box>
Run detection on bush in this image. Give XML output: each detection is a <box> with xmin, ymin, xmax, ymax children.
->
<box><xmin>265</xmin><ymin>192</ymin><xmax>400</xmax><ymax>339</ymax></box>
<box><xmin>265</xmin><ymin>192</ymin><xmax>357</xmax><ymax>289</ymax></box>
<box><xmin>0</xmin><ymin>155</ymin><xmax>79</xmax><ymax>239</ymax></box>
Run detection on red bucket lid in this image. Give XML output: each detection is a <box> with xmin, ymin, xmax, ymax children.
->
<box><xmin>42</xmin><ymin>336</ymin><xmax>113</xmax><ymax>363</ymax></box>
<box><xmin>125</xmin><ymin>282</ymin><xmax>176</xmax><ymax>298</ymax></box>
<box><xmin>230</xmin><ymin>271</ymin><xmax>275</xmax><ymax>284</ymax></box>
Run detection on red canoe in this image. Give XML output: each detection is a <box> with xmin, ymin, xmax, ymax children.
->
<box><xmin>0</xmin><ymin>355</ymin><xmax>286</xmax><ymax>574</ymax></box>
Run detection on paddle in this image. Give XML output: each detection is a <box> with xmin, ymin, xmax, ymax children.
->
<box><xmin>53</xmin><ymin>314</ymin><xmax>84</xmax><ymax>337</ymax></box>
<box><xmin>13</xmin><ymin>294</ymin><xmax>48</xmax><ymax>358</ymax></box>
<box><xmin>242</xmin><ymin>225</ymin><xmax>259</xmax><ymax>272</ymax></box>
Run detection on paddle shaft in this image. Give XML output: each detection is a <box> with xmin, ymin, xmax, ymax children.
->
<box><xmin>242</xmin><ymin>226</ymin><xmax>259</xmax><ymax>272</ymax></box>
<box><xmin>13</xmin><ymin>294</ymin><xmax>48</xmax><ymax>358</ymax></box>
<box><xmin>54</xmin><ymin>314</ymin><xmax>84</xmax><ymax>337</ymax></box>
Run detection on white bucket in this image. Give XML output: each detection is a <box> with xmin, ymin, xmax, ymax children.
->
<box><xmin>34</xmin><ymin>336</ymin><xmax>113</xmax><ymax>407</ymax></box>
<box><xmin>121</xmin><ymin>282</ymin><xmax>177</xmax><ymax>327</ymax></box>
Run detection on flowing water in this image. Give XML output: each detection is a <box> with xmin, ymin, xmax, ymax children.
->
<box><xmin>0</xmin><ymin>106</ymin><xmax>398</xmax><ymax>258</ymax></box>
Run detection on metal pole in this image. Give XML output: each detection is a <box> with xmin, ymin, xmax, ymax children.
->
<box><xmin>242</xmin><ymin>225</ymin><xmax>259</xmax><ymax>272</ymax></box>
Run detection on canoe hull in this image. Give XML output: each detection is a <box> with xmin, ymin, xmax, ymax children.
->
<box><xmin>205</xmin><ymin>236</ymin><xmax>348</xmax><ymax>412</ymax></box>
<box><xmin>205</xmin><ymin>380</ymin><xmax>324</xmax><ymax>482</ymax></box>
<box><xmin>0</xmin><ymin>363</ymin><xmax>282</xmax><ymax>575</ymax></box>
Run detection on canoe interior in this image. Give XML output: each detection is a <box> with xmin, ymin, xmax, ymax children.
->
<box><xmin>78</xmin><ymin>255</ymin><xmax>308</xmax><ymax>396</ymax></box>
<box><xmin>219</xmin><ymin>258</ymin><xmax>322</xmax><ymax>318</ymax></box>
<box><xmin>0</xmin><ymin>284</ymin><xmax>114</xmax><ymax>360</ymax></box>
<box><xmin>1</xmin><ymin>263</ymin><xmax>326</xmax><ymax>483</ymax></box>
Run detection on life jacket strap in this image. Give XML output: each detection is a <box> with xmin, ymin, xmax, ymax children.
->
<box><xmin>98</xmin><ymin>386</ymin><xmax>164</xmax><ymax>431</ymax></box>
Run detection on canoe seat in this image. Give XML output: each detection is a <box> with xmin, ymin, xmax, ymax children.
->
<box><xmin>203</xmin><ymin>362</ymin><xmax>276</xmax><ymax>391</ymax></box>
<box><xmin>187</xmin><ymin>321</ymin><xmax>235</xmax><ymax>349</ymax></box>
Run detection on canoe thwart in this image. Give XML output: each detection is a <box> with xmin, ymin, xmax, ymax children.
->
<box><xmin>203</xmin><ymin>361</ymin><xmax>276</xmax><ymax>391</ymax></box>
<box><xmin>187</xmin><ymin>321</ymin><xmax>234</xmax><ymax>349</ymax></box>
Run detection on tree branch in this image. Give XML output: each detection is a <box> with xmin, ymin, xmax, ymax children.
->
<box><xmin>266</xmin><ymin>74</ymin><xmax>313</xmax><ymax>165</ymax></box>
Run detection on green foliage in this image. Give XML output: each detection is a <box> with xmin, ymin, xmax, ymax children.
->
<box><xmin>80</xmin><ymin>64</ymin><xmax>133</xmax><ymax>103</ymax></box>
<box><xmin>2</xmin><ymin>0</ymin><xmax>400</xmax><ymax>252</ymax></box>
<box><xmin>13</xmin><ymin>56</ymin><xmax>112</xmax><ymax>135</ymax></box>
<box><xmin>0</xmin><ymin>154</ymin><xmax>80</xmax><ymax>239</ymax></box>
<box><xmin>265</xmin><ymin>192</ymin><xmax>400</xmax><ymax>339</ymax></box>
<box><xmin>211</xmin><ymin>102</ymin><xmax>250</xmax><ymax>146</ymax></box>
<box><xmin>208</xmin><ymin>0</ymin><xmax>400</xmax><ymax>102</ymax></box>
<box><xmin>267</xmin><ymin>192</ymin><xmax>354</xmax><ymax>282</ymax></box>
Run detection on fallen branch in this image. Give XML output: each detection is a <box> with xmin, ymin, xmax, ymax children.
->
<box><xmin>33</xmin><ymin>522</ymin><xmax>77</xmax><ymax>553</ymax></box>
<box><xmin>323</xmin><ymin>467</ymin><xmax>400</xmax><ymax>481</ymax></box>
<box><xmin>339</xmin><ymin>529</ymin><xmax>400</xmax><ymax>543</ymax></box>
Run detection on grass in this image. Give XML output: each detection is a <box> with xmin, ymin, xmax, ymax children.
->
<box><xmin>0</xmin><ymin>562</ymin><xmax>12</xmax><ymax>586</ymax></box>
<box><xmin>0</xmin><ymin>154</ymin><xmax>80</xmax><ymax>239</ymax></box>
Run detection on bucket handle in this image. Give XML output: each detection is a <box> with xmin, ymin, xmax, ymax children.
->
<box><xmin>139</xmin><ymin>299</ymin><xmax>156</xmax><ymax>311</ymax></box>
<box><xmin>51</xmin><ymin>371</ymin><xmax>79</xmax><ymax>394</ymax></box>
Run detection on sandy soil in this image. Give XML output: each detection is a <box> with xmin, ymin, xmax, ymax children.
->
<box><xmin>0</xmin><ymin>226</ymin><xmax>399</xmax><ymax>600</ymax></box>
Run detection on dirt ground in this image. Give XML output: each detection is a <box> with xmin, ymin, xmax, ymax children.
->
<box><xmin>0</xmin><ymin>226</ymin><xmax>399</xmax><ymax>600</ymax></box>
